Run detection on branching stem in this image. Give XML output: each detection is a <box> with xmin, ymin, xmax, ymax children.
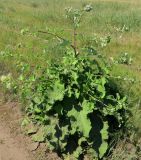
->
<box><xmin>38</xmin><ymin>30</ymin><xmax>78</xmax><ymax>56</ymax></box>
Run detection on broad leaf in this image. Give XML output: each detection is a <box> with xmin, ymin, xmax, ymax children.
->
<box><xmin>99</xmin><ymin>121</ymin><xmax>109</xmax><ymax>158</ymax></box>
<box><xmin>47</xmin><ymin>80</ymin><xmax>65</xmax><ymax>103</ymax></box>
<box><xmin>68</xmin><ymin>100</ymin><xmax>93</xmax><ymax>137</ymax></box>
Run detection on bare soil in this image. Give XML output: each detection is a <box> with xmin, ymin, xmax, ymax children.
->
<box><xmin>0</xmin><ymin>100</ymin><xmax>35</xmax><ymax>160</ymax></box>
<box><xmin>0</xmin><ymin>124</ymin><xmax>30</xmax><ymax>160</ymax></box>
<box><xmin>0</xmin><ymin>93</ymin><xmax>60</xmax><ymax>160</ymax></box>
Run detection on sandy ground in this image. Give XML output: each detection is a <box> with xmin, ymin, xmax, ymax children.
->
<box><xmin>0</xmin><ymin>92</ymin><xmax>60</xmax><ymax>160</ymax></box>
<box><xmin>0</xmin><ymin>124</ymin><xmax>30</xmax><ymax>160</ymax></box>
<box><xmin>0</xmin><ymin>92</ymin><xmax>45</xmax><ymax>160</ymax></box>
<box><xmin>0</xmin><ymin>101</ymin><xmax>33</xmax><ymax>160</ymax></box>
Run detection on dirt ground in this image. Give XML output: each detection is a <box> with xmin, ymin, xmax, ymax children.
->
<box><xmin>0</xmin><ymin>123</ymin><xmax>30</xmax><ymax>160</ymax></box>
<box><xmin>0</xmin><ymin>99</ymin><xmax>38</xmax><ymax>160</ymax></box>
<box><xmin>0</xmin><ymin>93</ymin><xmax>60</xmax><ymax>160</ymax></box>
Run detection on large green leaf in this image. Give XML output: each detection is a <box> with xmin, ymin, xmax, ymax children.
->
<box><xmin>47</xmin><ymin>80</ymin><xmax>65</xmax><ymax>103</ymax></box>
<box><xmin>99</xmin><ymin>121</ymin><xmax>109</xmax><ymax>158</ymax></box>
<box><xmin>32</xmin><ymin>126</ymin><xmax>47</xmax><ymax>142</ymax></box>
<box><xmin>96</xmin><ymin>77</ymin><xmax>106</xmax><ymax>98</ymax></box>
<box><xmin>68</xmin><ymin>108</ymin><xmax>91</xmax><ymax>137</ymax></box>
<box><xmin>68</xmin><ymin>100</ymin><xmax>94</xmax><ymax>137</ymax></box>
<box><xmin>99</xmin><ymin>142</ymin><xmax>108</xmax><ymax>159</ymax></box>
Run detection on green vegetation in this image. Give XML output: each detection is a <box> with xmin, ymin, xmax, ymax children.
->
<box><xmin>1</xmin><ymin>0</ymin><xmax>141</xmax><ymax>67</ymax></box>
<box><xmin>1</xmin><ymin>0</ymin><xmax>141</xmax><ymax>159</ymax></box>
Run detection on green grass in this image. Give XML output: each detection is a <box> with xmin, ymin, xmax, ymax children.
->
<box><xmin>0</xmin><ymin>2</ymin><xmax>140</xmax><ymax>80</ymax></box>
<box><xmin>0</xmin><ymin>1</ymin><xmax>141</xmax><ymax>53</ymax></box>
<box><xmin>1</xmin><ymin>0</ymin><xmax>141</xmax><ymax>81</ymax></box>
<box><xmin>0</xmin><ymin>0</ymin><xmax>140</xmax><ymax>93</ymax></box>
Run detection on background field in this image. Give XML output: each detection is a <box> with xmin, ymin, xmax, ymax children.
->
<box><xmin>1</xmin><ymin>0</ymin><xmax>141</xmax><ymax>95</ymax></box>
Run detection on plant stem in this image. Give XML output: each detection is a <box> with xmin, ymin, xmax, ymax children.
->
<box><xmin>73</xmin><ymin>27</ymin><xmax>78</xmax><ymax>56</ymax></box>
<box><xmin>38</xmin><ymin>30</ymin><xmax>77</xmax><ymax>55</ymax></box>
